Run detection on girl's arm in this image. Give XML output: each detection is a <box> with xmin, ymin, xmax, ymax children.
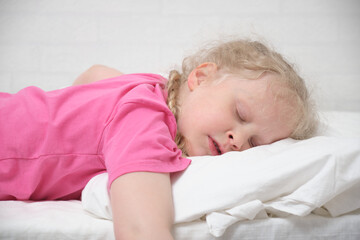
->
<box><xmin>110</xmin><ymin>172</ymin><xmax>174</xmax><ymax>240</ymax></box>
<box><xmin>73</xmin><ymin>64</ymin><xmax>123</xmax><ymax>85</ymax></box>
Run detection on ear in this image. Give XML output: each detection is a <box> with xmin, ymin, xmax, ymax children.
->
<box><xmin>187</xmin><ymin>62</ymin><xmax>218</xmax><ymax>91</ymax></box>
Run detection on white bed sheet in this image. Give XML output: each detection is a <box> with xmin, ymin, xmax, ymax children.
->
<box><xmin>1</xmin><ymin>200</ymin><xmax>359</xmax><ymax>240</ymax></box>
<box><xmin>175</xmin><ymin>209</ymin><xmax>360</xmax><ymax>240</ymax></box>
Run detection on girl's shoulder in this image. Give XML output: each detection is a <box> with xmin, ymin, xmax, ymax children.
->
<box><xmin>113</xmin><ymin>73</ymin><xmax>169</xmax><ymax>108</ymax></box>
<box><xmin>47</xmin><ymin>73</ymin><xmax>168</xmax><ymax>99</ymax></box>
<box><xmin>97</xmin><ymin>73</ymin><xmax>167</xmax><ymax>86</ymax></box>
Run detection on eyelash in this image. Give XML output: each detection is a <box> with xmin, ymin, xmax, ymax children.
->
<box><xmin>248</xmin><ymin>138</ymin><xmax>256</xmax><ymax>147</ymax></box>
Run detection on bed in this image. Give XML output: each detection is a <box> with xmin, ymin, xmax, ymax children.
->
<box><xmin>1</xmin><ymin>111</ymin><xmax>360</xmax><ymax>240</ymax></box>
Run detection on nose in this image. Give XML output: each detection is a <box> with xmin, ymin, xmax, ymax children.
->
<box><xmin>227</xmin><ymin>131</ymin><xmax>249</xmax><ymax>152</ymax></box>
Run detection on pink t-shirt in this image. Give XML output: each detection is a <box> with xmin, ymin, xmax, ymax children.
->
<box><xmin>0</xmin><ymin>73</ymin><xmax>191</xmax><ymax>200</ymax></box>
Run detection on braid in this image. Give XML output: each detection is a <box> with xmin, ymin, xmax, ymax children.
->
<box><xmin>166</xmin><ymin>70</ymin><xmax>188</xmax><ymax>156</ymax></box>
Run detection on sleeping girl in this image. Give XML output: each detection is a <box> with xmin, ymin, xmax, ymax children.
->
<box><xmin>0</xmin><ymin>39</ymin><xmax>318</xmax><ymax>240</ymax></box>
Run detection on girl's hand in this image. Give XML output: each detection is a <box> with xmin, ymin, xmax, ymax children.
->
<box><xmin>110</xmin><ymin>172</ymin><xmax>174</xmax><ymax>240</ymax></box>
<box><xmin>73</xmin><ymin>64</ymin><xmax>123</xmax><ymax>85</ymax></box>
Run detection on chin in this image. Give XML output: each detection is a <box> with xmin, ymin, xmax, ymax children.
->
<box><xmin>183</xmin><ymin>138</ymin><xmax>203</xmax><ymax>157</ymax></box>
<box><xmin>184</xmin><ymin>145</ymin><xmax>196</xmax><ymax>157</ymax></box>
<box><xmin>186</xmin><ymin>147</ymin><xmax>203</xmax><ymax>157</ymax></box>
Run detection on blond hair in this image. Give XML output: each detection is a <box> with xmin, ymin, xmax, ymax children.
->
<box><xmin>167</xmin><ymin>39</ymin><xmax>318</xmax><ymax>155</ymax></box>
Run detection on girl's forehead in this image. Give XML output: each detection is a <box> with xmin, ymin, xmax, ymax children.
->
<box><xmin>217</xmin><ymin>72</ymin><xmax>289</xmax><ymax>106</ymax></box>
<box><xmin>235</xmin><ymin>78</ymin><xmax>292</xmax><ymax>116</ymax></box>
<box><xmin>221</xmin><ymin>71</ymin><xmax>277</xmax><ymax>87</ymax></box>
<box><xmin>229</xmin><ymin>76</ymin><xmax>274</xmax><ymax>97</ymax></box>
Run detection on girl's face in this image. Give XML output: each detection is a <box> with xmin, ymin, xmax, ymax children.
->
<box><xmin>177</xmin><ymin>63</ymin><xmax>295</xmax><ymax>157</ymax></box>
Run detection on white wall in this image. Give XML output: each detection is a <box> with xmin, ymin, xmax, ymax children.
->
<box><xmin>0</xmin><ymin>0</ymin><xmax>359</xmax><ymax>111</ymax></box>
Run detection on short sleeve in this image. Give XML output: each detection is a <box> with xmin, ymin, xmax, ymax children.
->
<box><xmin>100</xmin><ymin>85</ymin><xmax>191</xmax><ymax>189</ymax></box>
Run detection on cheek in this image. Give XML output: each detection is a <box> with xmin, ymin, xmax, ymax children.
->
<box><xmin>200</xmin><ymin>102</ymin><xmax>234</xmax><ymax>130</ymax></box>
<box><xmin>179</xmin><ymin>92</ymin><xmax>233</xmax><ymax>133</ymax></box>
<box><xmin>179</xmin><ymin>108</ymin><xmax>218</xmax><ymax>135</ymax></box>
<box><xmin>202</xmin><ymin>110</ymin><xmax>233</xmax><ymax>134</ymax></box>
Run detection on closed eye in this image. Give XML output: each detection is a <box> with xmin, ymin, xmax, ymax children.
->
<box><xmin>236</xmin><ymin>100</ymin><xmax>250</xmax><ymax>123</ymax></box>
<box><xmin>236</xmin><ymin>105</ymin><xmax>246</xmax><ymax>122</ymax></box>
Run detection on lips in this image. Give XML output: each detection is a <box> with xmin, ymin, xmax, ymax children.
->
<box><xmin>208</xmin><ymin>136</ymin><xmax>222</xmax><ymax>156</ymax></box>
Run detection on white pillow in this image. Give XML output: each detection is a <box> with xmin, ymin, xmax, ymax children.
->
<box><xmin>82</xmin><ymin>136</ymin><xmax>360</xmax><ymax>237</ymax></box>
